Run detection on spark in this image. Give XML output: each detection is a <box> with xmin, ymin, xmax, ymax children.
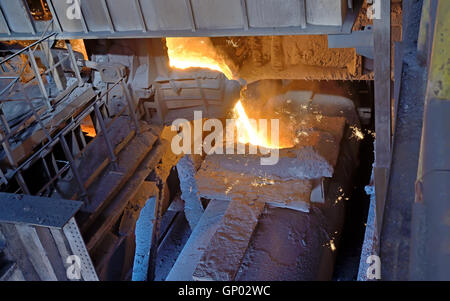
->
<box><xmin>330</xmin><ymin>240</ymin><xmax>336</xmax><ymax>251</ymax></box>
<box><xmin>315</xmin><ymin>114</ymin><xmax>323</xmax><ymax>122</ymax></box>
<box><xmin>350</xmin><ymin>125</ymin><xmax>365</xmax><ymax>141</ymax></box>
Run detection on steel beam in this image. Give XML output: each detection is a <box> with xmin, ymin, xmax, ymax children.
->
<box><xmin>411</xmin><ymin>0</ymin><xmax>450</xmax><ymax>280</ymax></box>
<box><xmin>28</xmin><ymin>49</ymin><xmax>52</xmax><ymax>111</ymax></box>
<box><xmin>60</xmin><ymin>135</ymin><xmax>88</xmax><ymax>200</ymax></box>
<box><xmin>0</xmin><ymin>193</ymin><xmax>82</xmax><ymax>229</ymax></box>
<box><xmin>373</xmin><ymin>0</ymin><xmax>391</xmax><ymax>238</ymax></box>
<box><xmin>184</xmin><ymin>0</ymin><xmax>197</xmax><ymax>32</ymax></box>
<box><xmin>93</xmin><ymin>102</ymin><xmax>118</xmax><ymax>169</ymax></box>
<box><xmin>0</xmin><ymin>6</ymin><xmax>11</xmax><ymax>35</ymax></box>
<box><xmin>327</xmin><ymin>29</ymin><xmax>374</xmax><ymax>49</ymax></box>
<box><xmin>120</xmin><ymin>81</ymin><xmax>141</xmax><ymax>135</ymax></box>
<box><xmin>0</xmin><ymin>1</ymin><xmax>361</xmax><ymax>40</ymax></box>
<box><xmin>18</xmin><ymin>0</ymin><xmax>36</xmax><ymax>34</ymax></box>
<box><xmin>45</xmin><ymin>0</ymin><xmax>62</xmax><ymax>33</ymax></box>
<box><xmin>134</xmin><ymin>0</ymin><xmax>147</xmax><ymax>32</ymax></box>
<box><xmin>66</xmin><ymin>41</ymin><xmax>83</xmax><ymax>85</ymax></box>
<box><xmin>240</xmin><ymin>0</ymin><xmax>249</xmax><ymax>30</ymax></box>
<box><xmin>100</xmin><ymin>0</ymin><xmax>115</xmax><ymax>33</ymax></box>
<box><xmin>299</xmin><ymin>0</ymin><xmax>307</xmax><ymax>29</ymax></box>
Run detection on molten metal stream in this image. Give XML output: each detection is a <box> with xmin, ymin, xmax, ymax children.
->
<box><xmin>234</xmin><ymin>100</ymin><xmax>289</xmax><ymax>149</ymax></box>
<box><xmin>166</xmin><ymin>37</ymin><xmax>233</xmax><ymax>80</ymax></box>
<box><xmin>166</xmin><ymin>38</ymin><xmax>291</xmax><ymax>149</ymax></box>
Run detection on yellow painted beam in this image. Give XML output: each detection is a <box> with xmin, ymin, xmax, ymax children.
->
<box><xmin>429</xmin><ymin>0</ymin><xmax>450</xmax><ymax>100</ymax></box>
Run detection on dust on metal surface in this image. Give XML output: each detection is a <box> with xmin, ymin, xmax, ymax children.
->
<box><xmin>0</xmin><ymin>193</ymin><xmax>82</xmax><ymax>229</ymax></box>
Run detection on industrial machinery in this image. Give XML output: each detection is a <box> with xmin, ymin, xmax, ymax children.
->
<box><xmin>0</xmin><ymin>0</ymin><xmax>447</xmax><ymax>282</ymax></box>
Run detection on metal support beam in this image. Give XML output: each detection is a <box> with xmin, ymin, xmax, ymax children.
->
<box><xmin>15</xmin><ymin>171</ymin><xmax>30</xmax><ymax>195</ymax></box>
<box><xmin>0</xmin><ymin>1</ymin><xmax>366</xmax><ymax>41</ymax></box>
<box><xmin>41</xmin><ymin>41</ymin><xmax>66</xmax><ymax>91</ymax></box>
<box><xmin>328</xmin><ymin>28</ymin><xmax>374</xmax><ymax>58</ymax></box>
<box><xmin>0</xmin><ymin>168</ymin><xmax>7</xmax><ymax>185</ymax></box>
<box><xmin>66</xmin><ymin>41</ymin><xmax>83</xmax><ymax>85</ymax></box>
<box><xmin>0</xmin><ymin>32</ymin><xmax>56</xmax><ymax>65</ymax></box>
<box><xmin>50</xmin><ymin>153</ymin><xmax>61</xmax><ymax>180</ymax></box>
<box><xmin>28</xmin><ymin>49</ymin><xmax>52</xmax><ymax>111</ymax></box>
<box><xmin>23</xmin><ymin>90</ymin><xmax>52</xmax><ymax>141</ymax></box>
<box><xmin>0</xmin><ymin>129</ymin><xmax>17</xmax><ymax>171</ymax></box>
<box><xmin>101</xmin><ymin>0</ymin><xmax>115</xmax><ymax>33</ymax></box>
<box><xmin>299</xmin><ymin>0</ymin><xmax>307</xmax><ymax>29</ymax></box>
<box><xmin>120</xmin><ymin>81</ymin><xmax>141</xmax><ymax>135</ymax></box>
<box><xmin>93</xmin><ymin>102</ymin><xmax>118</xmax><ymax>170</ymax></box>
<box><xmin>373</xmin><ymin>0</ymin><xmax>391</xmax><ymax>238</ymax></box>
<box><xmin>134</xmin><ymin>0</ymin><xmax>147</xmax><ymax>32</ymax></box>
<box><xmin>45</xmin><ymin>0</ymin><xmax>62</xmax><ymax>33</ymax></box>
<box><xmin>60</xmin><ymin>135</ymin><xmax>87</xmax><ymax>201</ymax></box>
<box><xmin>0</xmin><ymin>111</ymin><xmax>10</xmax><ymax>134</ymax></box>
<box><xmin>41</xmin><ymin>156</ymin><xmax>53</xmax><ymax>187</ymax></box>
<box><xmin>0</xmin><ymin>193</ymin><xmax>82</xmax><ymax>229</ymax></box>
<box><xmin>18</xmin><ymin>0</ymin><xmax>36</xmax><ymax>35</ymax></box>
<box><xmin>63</xmin><ymin>218</ymin><xmax>99</xmax><ymax>280</ymax></box>
<box><xmin>184</xmin><ymin>0</ymin><xmax>197</xmax><ymax>32</ymax></box>
<box><xmin>147</xmin><ymin>180</ymin><xmax>164</xmax><ymax>281</ymax></box>
<box><xmin>0</xmin><ymin>6</ymin><xmax>11</xmax><ymax>35</ymax></box>
<box><xmin>240</xmin><ymin>0</ymin><xmax>249</xmax><ymax>30</ymax></box>
<box><xmin>411</xmin><ymin>0</ymin><xmax>450</xmax><ymax>280</ymax></box>
<box><xmin>78</xmin><ymin>1</ymin><xmax>89</xmax><ymax>34</ymax></box>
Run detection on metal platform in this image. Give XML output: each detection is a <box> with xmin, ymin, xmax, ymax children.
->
<box><xmin>0</xmin><ymin>192</ymin><xmax>82</xmax><ymax>229</ymax></box>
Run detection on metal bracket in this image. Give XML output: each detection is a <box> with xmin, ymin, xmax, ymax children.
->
<box><xmin>328</xmin><ymin>27</ymin><xmax>374</xmax><ymax>59</ymax></box>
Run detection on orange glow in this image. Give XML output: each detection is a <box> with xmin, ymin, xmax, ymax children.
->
<box><xmin>165</xmin><ymin>37</ymin><xmax>293</xmax><ymax>149</ymax></box>
<box><xmin>81</xmin><ymin>124</ymin><xmax>96</xmax><ymax>138</ymax></box>
<box><xmin>166</xmin><ymin>37</ymin><xmax>233</xmax><ymax>79</ymax></box>
<box><xmin>234</xmin><ymin>100</ymin><xmax>292</xmax><ymax>149</ymax></box>
<box><xmin>81</xmin><ymin>116</ymin><xmax>96</xmax><ymax>138</ymax></box>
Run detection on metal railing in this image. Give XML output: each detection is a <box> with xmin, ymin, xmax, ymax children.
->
<box><xmin>0</xmin><ymin>15</ymin><xmax>142</xmax><ymax>206</ymax></box>
<box><xmin>0</xmin><ymin>19</ymin><xmax>87</xmax><ymax>193</ymax></box>
<box><xmin>5</xmin><ymin>74</ymin><xmax>141</xmax><ymax>205</ymax></box>
<box><xmin>0</xmin><ymin>21</ymin><xmax>56</xmax><ymax>192</ymax></box>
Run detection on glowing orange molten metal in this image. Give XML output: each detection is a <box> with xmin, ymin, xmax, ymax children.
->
<box><xmin>166</xmin><ymin>37</ymin><xmax>292</xmax><ymax>150</ymax></box>
<box><xmin>234</xmin><ymin>100</ymin><xmax>289</xmax><ymax>149</ymax></box>
<box><xmin>166</xmin><ymin>37</ymin><xmax>233</xmax><ymax>80</ymax></box>
<box><xmin>80</xmin><ymin>116</ymin><xmax>96</xmax><ymax>138</ymax></box>
<box><xmin>81</xmin><ymin>124</ymin><xmax>96</xmax><ymax>138</ymax></box>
